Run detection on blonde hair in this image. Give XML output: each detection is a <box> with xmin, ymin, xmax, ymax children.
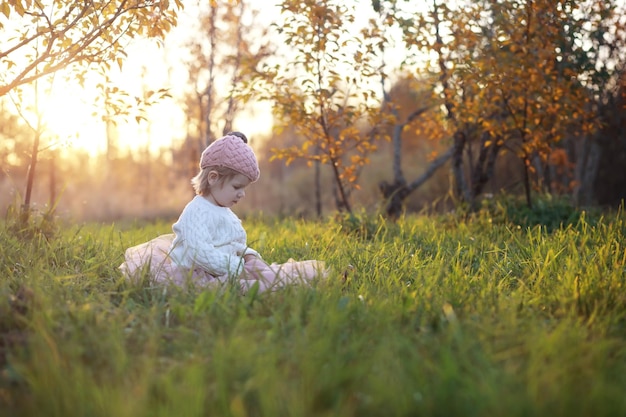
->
<box><xmin>191</xmin><ymin>165</ymin><xmax>241</xmax><ymax>195</ymax></box>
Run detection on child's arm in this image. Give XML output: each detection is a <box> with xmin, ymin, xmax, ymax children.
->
<box><xmin>242</xmin><ymin>247</ymin><xmax>261</xmax><ymax>260</ymax></box>
<box><xmin>172</xmin><ymin>213</ymin><xmax>244</xmax><ymax>277</ymax></box>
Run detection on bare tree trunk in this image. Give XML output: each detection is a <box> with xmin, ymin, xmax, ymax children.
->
<box><xmin>315</xmin><ymin>148</ymin><xmax>322</xmax><ymax>217</ymax></box>
<box><xmin>190</xmin><ymin>139</ymin><xmax>199</xmax><ymax>199</ymax></box>
<box><xmin>48</xmin><ymin>151</ymin><xmax>56</xmax><ymax>211</ymax></box>
<box><xmin>563</xmin><ymin>135</ymin><xmax>579</xmax><ymax>193</ymax></box>
<box><xmin>407</xmin><ymin>148</ymin><xmax>454</xmax><ymax>193</ymax></box>
<box><xmin>390</xmin><ymin>114</ymin><xmax>406</xmax><ymax>187</ymax></box>
<box><xmin>378</xmin><ymin>108</ymin><xmax>408</xmax><ymax>217</ymax></box>
<box><xmin>375</xmin><ymin>0</ymin><xmax>458</xmax><ymax>218</ymax></box>
<box><xmin>467</xmin><ymin>136</ymin><xmax>475</xmax><ymax>191</ymax></box>
<box><xmin>573</xmin><ymin>136</ymin><xmax>601</xmax><ymax>206</ymax></box>
<box><xmin>143</xmin><ymin>146</ymin><xmax>151</xmax><ymax>209</ymax></box>
<box><xmin>548</xmin><ymin>161</ymin><xmax>559</xmax><ymax>193</ymax></box>
<box><xmin>522</xmin><ymin>155</ymin><xmax>532</xmax><ymax>208</ymax></box>
<box><xmin>279</xmin><ymin>161</ymin><xmax>286</xmax><ymax>214</ymax></box>
<box><xmin>332</xmin><ymin>176</ymin><xmax>341</xmax><ymax>213</ymax></box>
<box><xmin>469</xmin><ymin>132</ymin><xmax>501</xmax><ymax>206</ymax></box>
<box><xmin>452</xmin><ymin>130</ymin><xmax>470</xmax><ymax>203</ymax></box>
<box><xmin>378</xmin><ymin>65</ymin><xmax>431</xmax><ymax>218</ymax></box>
<box><xmin>380</xmin><ymin>147</ymin><xmax>453</xmax><ymax>219</ymax></box>
<box><xmin>222</xmin><ymin>1</ymin><xmax>245</xmax><ymax>136</ymax></box>
<box><xmin>572</xmin><ymin>135</ymin><xmax>587</xmax><ymax>206</ymax></box>
<box><xmin>329</xmin><ymin>157</ymin><xmax>351</xmax><ymax>214</ymax></box>
<box><xmin>23</xmin><ymin>130</ymin><xmax>41</xmax><ymax>220</ymax></box>
<box><xmin>543</xmin><ymin>151</ymin><xmax>553</xmax><ymax>194</ymax></box>
<box><xmin>532</xmin><ymin>153</ymin><xmax>546</xmax><ymax>193</ymax></box>
<box><xmin>204</xmin><ymin>4</ymin><xmax>218</xmax><ymax>147</ymax></box>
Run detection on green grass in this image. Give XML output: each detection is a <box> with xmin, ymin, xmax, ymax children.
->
<box><xmin>1</xmin><ymin>204</ymin><xmax>625</xmax><ymax>417</ymax></box>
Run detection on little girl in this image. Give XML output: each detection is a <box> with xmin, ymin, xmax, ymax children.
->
<box><xmin>120</xmin><ymin>132</ymin><xmax>328</xmax><ymax>292</ymax></box>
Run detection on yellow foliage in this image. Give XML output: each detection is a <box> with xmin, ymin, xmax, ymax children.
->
<box><xmin>1</xmin><ymin>0</ymin><xmax>181</xmax><ymax>97</ymax></box>
<box><xmin>0</xmin><ymin>2</ymin><xmax>10</xmax><ymax>18</ymax></box>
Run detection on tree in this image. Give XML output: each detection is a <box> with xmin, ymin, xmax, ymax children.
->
<box><xmin>0</xmin><ymin>0</ymin><xmax>182</xmax><ymax>219</ymax></box>
<box><xmin>0</xmin><ymin>100</ymin><xmax>31</xmax><ymax>179</ymax></box>
<box><xmin>397</xmin><ymin>0</ymin><xmax>623</xmax><ymax>209</ymax></box>
<box><xmin>0</xmin><ymin>0</ymin><xmax>181</xmax><ymax>97</ymax></box>
<box><xmin>249</xmin><ymin>0</ymin><xmax>385</xmax><ymax>215</ymax></box>
<box><xmin>180</xmin><ymin>1</ymin><xmax>272</xmax><ymax>150</ymax></box>
<box><xmin>172</xmin><ymin>1</ymin><xmax>273</xmax><ymax>201</ymax></box>
<box><xmin>558</xmin><ymin>0</ymin><xmax>626</xmax><ymax>206</ymax></box>
<box><xmin>592</xmin><ymin>73</ymin><xmax>626</xmax><ymax>206</ymax></box>
<box><xmin>364</xmin><ymin>0</ymin><xmax>453</xmax><ymax>218</ymax></box>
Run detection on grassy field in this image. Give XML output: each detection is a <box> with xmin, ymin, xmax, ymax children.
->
<box><xmin>1</xmin><ymin>200</ymin><xmax>625</xmax><ymax>417</ymax></box>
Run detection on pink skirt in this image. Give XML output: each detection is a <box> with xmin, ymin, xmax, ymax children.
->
<box><xmin>119</xmin><ymin>234</ymin><xmax>328</xmax><ymax>293</ymax></box>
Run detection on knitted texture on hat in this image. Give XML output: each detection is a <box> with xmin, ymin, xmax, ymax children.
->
<box><xmin>200</xmin><ymin>135</ymin><xmax>260</xmax><ymax>182</ymax></box>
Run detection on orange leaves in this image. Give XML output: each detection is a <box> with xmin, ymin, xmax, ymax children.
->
<box><xmin>256</xmin><ymin>0</ymin><xmax>387</xmax><ymax>211</ymax></box>
<box><xmin>548</xmin><ymin>148</ymin><xmax>572</xmax><ymax>168</ymax></box>
<box><xmin>1</xmin><ymin>0</ymin><xmax>182</xmax><ymax>97</ymax></box>
<box><xmin>6</xmin><ymin>0</ymin><xmax>32</xmax><ymax>18</ymax></box>
<box><xmin>0</xmin><ymin>2</ymin><xmax>12</xmax><ymax>19</ymax></box>
<box><xmin>432</xmin><ymin>0</ymin><xmax>604</xmax><ymax>167</ymax></box>
<box><xmin>426</xmin><ymin>151</ymin><xmax>441</xmax><ymax>162</ymax></box>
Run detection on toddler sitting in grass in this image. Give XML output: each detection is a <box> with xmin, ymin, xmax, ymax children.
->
<box><xmin>120</xmin><ymin>132</ymin><xmax>327</xmax><ymax>292</ymax></box>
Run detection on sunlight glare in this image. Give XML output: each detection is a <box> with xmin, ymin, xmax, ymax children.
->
<box><xmin>38</xmin><ymin>79</ymin><xmax>106</xmax><ymax>157</ymax></box>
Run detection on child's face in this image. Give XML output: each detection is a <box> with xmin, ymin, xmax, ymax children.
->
<box><xmin>207</xmin><ymin>172</ymin><xmax>251</xmax><ymax>207</ymax></box>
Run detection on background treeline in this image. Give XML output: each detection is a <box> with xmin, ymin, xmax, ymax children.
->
<box><xmin>1</xmin><ymin>0</ymin><xmax>625</xmax><ymax>222</ymax></box>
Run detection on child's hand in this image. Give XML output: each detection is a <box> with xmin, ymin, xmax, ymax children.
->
<box><xmin>245</xmin><ymin>256</ymin><xmax>271</xmax><ymax>270</ymax></box>
<box><xmin>244</xmin><ymin>254</ymin><xmax>258</xmax><ymax>263</ymax></box>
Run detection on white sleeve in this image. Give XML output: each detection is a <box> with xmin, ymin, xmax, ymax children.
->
<box><xmin>243</xmin><ymin>247</ymin><xmax>261</xmax><ymax>258</ymax></box>
<box><xmin>173</xmin><ymin>207</ymin><xmax>244</xmax><ymax>277</ymax></box>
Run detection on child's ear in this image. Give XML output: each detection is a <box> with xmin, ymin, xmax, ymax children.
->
<box><xmin>207</xmin><ymin>170</ymin><xmax>220</xmax><ymax>185</ymax></box>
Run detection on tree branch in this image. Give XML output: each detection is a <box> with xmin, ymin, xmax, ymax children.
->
<box><xmin>407</xmin><ymin>146</ymin><xmax>453</xmax><ymax>192</ymax></box>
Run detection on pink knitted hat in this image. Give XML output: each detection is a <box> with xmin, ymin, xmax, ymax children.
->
<box><xmin>200</xmin><ymin>133</ymin><xmax>260</xmax><ymax>182</ymax></box>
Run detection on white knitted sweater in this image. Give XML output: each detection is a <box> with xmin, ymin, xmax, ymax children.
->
<box><xmin>169</xmin><ymin>195</ymin><xmax>259</xmax><ymax>277</ymax></box>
